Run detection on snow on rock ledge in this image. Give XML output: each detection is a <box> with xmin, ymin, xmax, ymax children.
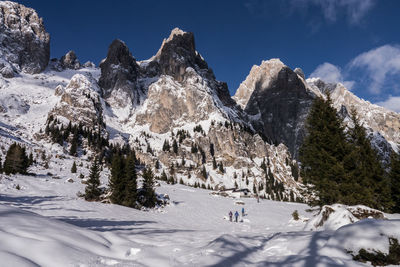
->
<box><xmin>304</xmin><ymin>204</ymin><xmax>386</xmax><ymax>231</ymax></box>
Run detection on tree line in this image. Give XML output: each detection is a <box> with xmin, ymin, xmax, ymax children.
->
<box><xmin>300</xmin><ymin>94</ymin><xmax>400</xmax><ymax>212</ymax></box>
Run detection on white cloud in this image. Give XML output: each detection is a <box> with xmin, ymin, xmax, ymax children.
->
<box><xmin>287</xmin><ymin>0</ymin><xmax>375</xmax><ymax>24</ymax></box>
<box><xmin>375</xmin><ymin>96</ymin><xmax>400</xmax><ymax>113</ymax></box>
<box><xmin>309</xmin><ymin>62</ymin><xmax>354</xmax><ymax>89</ymax></box>
<box><xmin>349</xmin><ymin>45</ymin><xmax>400</xmax><ymax>94</ymax></box>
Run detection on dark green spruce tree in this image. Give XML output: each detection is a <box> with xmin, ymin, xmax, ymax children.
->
<box><xmin>71</xmin><ymin>161</ymin><xmax>77</xmax><ymax>173</ymax></box>
<box><xmin>343</xmin><ymin>108</ymin><xmax>392</xmax><ymax>211</ymax></box>
<box><xmin>299</xmin><ymin>95</ymin><xmax>348</xmax><ymax>206</ymax></box>
<box><xmin>389</xmin><ymin>152</ymin><xmax>400</xmax><ymax>213</ymax></box>
<box><xmin>85</xmin><ymin>158</ymin><xmax>102</xmax><ymax>201</ymax></box>
<box><xmin>109</xmin><ymin>153</ymin><xmax>126</xmax><ymax>205</ymax></box>
<box><xmin>3</xmin><ymin>143</ymin><xmax>30</xmax><ymax>175</ymax></box>
<box><xmin>142</xmin><ymin>167</ymin><xmax>157</xmax><ymax>208</ymax></box>
<box><xmin>123</xmin><ymin>154</ymin><xmax>137</xmax><ymax>208</ymax></box>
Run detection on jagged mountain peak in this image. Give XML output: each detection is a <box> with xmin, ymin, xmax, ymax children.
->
<box><xmin>0</xmin><ymin>0</ymin><xmax>50</xmax><ymax>77</ymax></box>
<box><xmin>98</xmin><ymin>38</ymin><xmax>140</xmax><ymax>107</ymax></box>
<box><xmin>233</xmin><ymin>58</ymin><xmax>286</xmax><ymax>109</ymax></box>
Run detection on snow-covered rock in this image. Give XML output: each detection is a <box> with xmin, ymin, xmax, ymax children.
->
<box><xmin>304</xmin><ymin>204</ymin><xmax>386</xmax><ymax>231</ymax></box>
<box><xmin>0</xmin><ymin>1</ymin><xmax>50</xmax><ymax>77</ymax></box>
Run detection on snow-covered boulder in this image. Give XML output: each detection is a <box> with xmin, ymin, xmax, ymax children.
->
<box><xmin>304</xmin><ymin>204</ymin><xmax>386</xmax><ymax>231</ymax></box>
<box><xmin>320</xmin><ymin>219</ymin><xmax>400</xmax><ymax>262</ymax></box>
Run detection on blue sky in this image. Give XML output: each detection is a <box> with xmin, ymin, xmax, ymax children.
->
<box><xmin>19</xmin><ymin>0</ymin><xmax>400</xmax><ymax>111</ymax></box>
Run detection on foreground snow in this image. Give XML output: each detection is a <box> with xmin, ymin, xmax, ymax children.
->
<box><xmin>1</xmin><ymin>173</ymin><xmax>399</xmax><ymax>266</ymax></box>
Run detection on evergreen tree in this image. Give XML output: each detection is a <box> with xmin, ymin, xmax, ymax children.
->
<box><xmin>3</xmin><ymin>143</ymin><xmax>29</xmax><ymax>175</ymax></box>
<box><xmin>109</xmin><ymin>153</ymin><xmax>126</xmax><ymax>204</ymax></box>
<box><xmin>299</xmin><ymin>95</ymin><xmax>348</xmax><ymax>206</ymax></box>
<box><xmin>210</xmin><ymin>143</ymin><xmax>214</xmax><ymax>157</ymax></box>
<box><xmin>70</xmin><ymin>133</ymin><xmax>78</xmax><ymax>156</ymax></box>
<box><xmin>85</xmin><ymin>158</ymin><xmax>101</xmax><ymax>201</ymax></box>
<box><xmin>123</xmin><ymin>155</ymin><xmax>137</xmax><ymax>208</ymax></box>
<box><xmin>390</xmin><ymin>152</ymin><xmax>400</xmax><ymax>213</ymax></box>
<box><xmin>28</xmin><ymin>152</ymin><xmax>34</xmax><ymax>166</ymax></box>
<box><xmin>162</xmin><ymin>139</ymin><xmax>170</xmax><ymax>152</ymax></box>
<box><xmin>218</xmin><ymin>162</ymin><xmax>224</xmax><ymax>173</ymax></box>
<box><xmin>201</xmin><ymin>165</ymin><xmax>207</xmax><ymax>179</ymax></box>
<box><xmin>260</xmin><ymin>158</ymin><xmax>267</xmax><ymax>172</ymax></box>
<box><xmin>212</xmin><ymin>157</ymin><xmax>217</xmax><ymax>169</ymax></box>
<box><xmin>71</xmin><ymin>161</ymin><xmax>77</xmax><ymax>173</ymax></box>
<box><xmin>344</xmin><ymin>108</ymin><xmax>392</xmax><ymax>211</ymax></box>
<box><xmin>172</xmin><ymin>139</ymin><xmax>178</xmax><ymax>154</ymax></box>
<box><xmin>0</xmin><ymin>155</ymin><xmax>2</xmax><ymax>173</ymax></box>
<box><xmin>142</xmin><ymin>167</ymin><xmax>157</xmax><ymax>208</ymax></box>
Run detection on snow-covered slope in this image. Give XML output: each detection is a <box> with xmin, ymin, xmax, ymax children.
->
<box><xmin>1</xmin><ymin>172</ymin><xmax>399</xmax><ymax>267</ymax></box>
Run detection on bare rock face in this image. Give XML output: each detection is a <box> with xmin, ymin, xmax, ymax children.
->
<box><xmin>98</xmin><ymin>39</ymin><xmax>141</xmax><ymax>107</ymax></box>
<box><xmin>134</xmin><ymin>28</ymin><xmax>239</xmax><ymax>133</ymax></box>
<box><xmin>234</xmin><ymin>59</ymin><xmax>318</xmax><ymax>158</ymax></box>
<box><xmin>60</xmin><ymin>51</ymin><xmax>81</xmax><ymax>70</ymax></box>
<box><xmin>50</xmin><ymin>74</ymin><xmax>105</xmax><ymax>132</ymax></box>
<box><xmin>0</xmin><ymin>1</ymin><xmax>50</xmax><ymax>77</ymax></box>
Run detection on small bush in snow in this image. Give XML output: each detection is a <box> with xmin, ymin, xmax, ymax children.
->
<box><xmin>292</xmin><ymin>210</ymin><xmax>299</xmax><ymax>221</ymax></box>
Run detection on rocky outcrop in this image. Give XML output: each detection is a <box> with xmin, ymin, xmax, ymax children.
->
<box><xmin>234</xmin><ymin>59</ymin><xmax>319</xmax><ymax>158</ymax></box>
<box><xmin>133</xmin><ymin>28</ymin><xmax>240</xmax><ymax>133</ymax></box>
<box><xmin>98</xmin><ymin>39</ymin><xmax>141</xmax><ymax>107</ymax></box>
<box><xmin>0</xmin><ymin>1</ymin><xmax>50</xmax><ymax>77</ymax></box>
<box><xmin>60</xmin><ymin>51</ymin><xmax>81</xmax><ymax>70</ymax></box>
<box><xmin>50</xmin><ymin>74</ymin><xmax>105</xmax><ymax>132</ymax></box>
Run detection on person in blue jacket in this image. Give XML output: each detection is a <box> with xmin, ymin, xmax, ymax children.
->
<box><xmin>234</xmin><ymin>211</ymin><xmax>239</xmax><ymax>222</ymax></box>
<box><xmin>242</xmin><ymin>207</ymin><xmax>245</xmax><ymax>217</ymax></box>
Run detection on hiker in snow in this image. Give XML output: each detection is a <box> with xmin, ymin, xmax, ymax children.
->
<box><xmin>234</xmin><ymin>211</ymin><xmax>239</xmax><ymax>222</ymax></box>
<box><xmin>229</xmin><ymin>211</ymin><xmax>233</xmax><ymax>222</ymax></box>
<box><xmin>242</xmin><ymin>207</ymin><xmax>245</xmax><ymax>217</ymax></box>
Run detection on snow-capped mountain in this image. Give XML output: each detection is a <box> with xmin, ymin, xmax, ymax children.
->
<box><xmin>0</xmin><ymin>1</ymin><xmax>399</xmax><ymax>202</ymax></box>
<box><xmin>234</xmin><ymin>59</ymin><xmax>400</xmax><ymax>161</ymax></box>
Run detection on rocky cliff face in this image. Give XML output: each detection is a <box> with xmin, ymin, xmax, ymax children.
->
<box><xmin>234</xmin><ymin>59</ymin><xmax>320</xmax><ymax>159</ymax></box>
<box><xmin>114</xmin><ymin>28</ymin><xmax>241</xmax><ymax>133</ymax></box>
<box><xmin>98</xmin><ymin>39</ymin><xmax>143</xmax><ymax>108</ymax></box>
<box><xmin>0</xmin><ymin>1</ymin><xmax>50</xmax><ymax>77</ymax></box>
<box><xmin>50</xmin><ymin>74</ymin><xmax>105</xmax><ymax>133</ymax></box>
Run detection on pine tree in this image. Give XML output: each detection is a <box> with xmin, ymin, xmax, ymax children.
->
<box><xmin>210</xmin><ymin>143</ymin><xmax>214</xmax><ymax>157</ymax></box>
<box><xmin>71</xmin><ymin>161</ymin><xmax>77</xmax><ymax>173</ymax></box>
<box><xmin>201</xmin><ymin>165</ymin><xmax>207</xmax><ymax>179</ymax></box>
<box><xmin>28</xmin><ymin>152</ymin><xmax>34</xmax><ymax>166</ymax></box>
<box><xmin>299</xmin><ymin>95</ymin><xmax>348</xmax><ymax>206</ymax></box>
<box><xmin>142</xmin><ymin>167</ymin><xmax>157</xmax><ymax>208</ymax></box>
<box><xmin>172</xmin><ymin>139</ymin><xmax>178</xmax><ymax>154</ymax></box>
<box><xmin>162</xmin><ymin>139</ymin><xmax>170</xmax><ymax>152</ymax></box>
<box><xmin>3</xmin><ymin>143</ymin><xmax>29</xmax><ymax>175</ymax></box>
<box><xmin>70</xmin><ymin>133</ymin><xmax>78</xmax><ymax>156</ymax></box>
<box><xmin>344</xmin><ymin>108</ymin><xmax>392</xmax><ymax>211</ymax></box>
<box><xmin>212</xmin><ymin>157</ymin><xmax>217</xmax><ymax>169</ymax></box>
<box><xmin>218</xmin><ymin>162</ymin><xmax>224</xmax><ymax>173</ymax></box>
<box><xmin>390</xmin><ymin>152</ymin><xmax>400</xmax><ymax>213</ymax></box>
<box><xmin>109</xmin><ymin>153</ymin><xmax>126</xmax><ymax>204</ymax></box>
<box><xmin>260</xmin><ymin>158</ymin><xmax>266</xmax><ymax>172</ymax></box>
<box><xmin>0</xmin><ymin>155</ymin><xmax>2</xmax><ymax>173</ymax></box>
<box><xmin>85</xmin><ymin>158</ymin><xmax>101</xmax><ymax>201</ymax></box>
<box><xmin>123</xmin><ymin>155</ymin><xmax>137</xmax><ymax>208</ymax></box>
